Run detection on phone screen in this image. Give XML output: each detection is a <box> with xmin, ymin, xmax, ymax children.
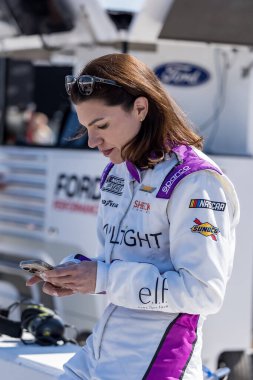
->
<box><xmin>19</xmin><ymin>260</ymin><xmax>54</xmax><ymax>274</ymax></box>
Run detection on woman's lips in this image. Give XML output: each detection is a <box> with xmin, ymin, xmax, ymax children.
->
<box><xmin>101</xmin><ymin>148</ymin><xmax>114</xmax><ymax>157</ymax></box>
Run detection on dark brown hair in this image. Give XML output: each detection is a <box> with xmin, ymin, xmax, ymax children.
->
<box><xmin>69</xmin><ymin>53</ymin><xmax>203</xmax><ymax>168</ymax></box>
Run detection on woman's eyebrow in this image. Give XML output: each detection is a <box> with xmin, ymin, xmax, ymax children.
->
<box><xmin>88</xmin><ymin>117</ymin><xmax>105</xmax><ymax>126</ymax></box>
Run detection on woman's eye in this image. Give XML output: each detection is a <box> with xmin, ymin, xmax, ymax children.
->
<box><xmin>98</xmin><ymin>123</ymin><xmax>109</xmax><ymax>130</ymax></box>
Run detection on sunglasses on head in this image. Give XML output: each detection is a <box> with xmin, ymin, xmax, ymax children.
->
<box><xmin>65</xmin><ymin>75</ymin><xmax>122</xmax><ymax>96</ymax></box>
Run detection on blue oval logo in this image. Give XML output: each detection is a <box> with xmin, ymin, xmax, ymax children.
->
<box><xmin>154</xmin><ymin>62</ymin><xmax>210</xmax><ymax>86</ymax></box>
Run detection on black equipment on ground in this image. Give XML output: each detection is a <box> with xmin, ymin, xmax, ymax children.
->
<box><xmin>0</xmin><ymin>301</ymin><xmax>75</xmax><ymax>346</ymax></box>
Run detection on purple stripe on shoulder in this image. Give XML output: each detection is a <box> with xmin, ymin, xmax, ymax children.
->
<box><xmin>156</xmin><ymin>145</ymin><xmax>222</xmax><ymax>199</ymax></box>
<box><xmin>100</xmin><ymin>162</ymin><xmax>114</xmax><ymax>189</ymax></box>
<box><xmin>74</xmin><ymin>254</ymin><xmax>91</xmax><ymax>261</ymax></box>
<box><xmin>143</xmin><ymin>313</ymin><xmax>199</xmax><ymax>380</ymax></box>
<box><xmin>126</xmin><ymin>161</ymin><xmax>141</xmax><ymax>183</ymax></box>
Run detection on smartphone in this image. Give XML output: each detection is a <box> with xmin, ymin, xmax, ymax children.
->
<box><xmin>19</xmin><ymin>259</ymin><xmax>54</xmax><ymax>274</ymax></box>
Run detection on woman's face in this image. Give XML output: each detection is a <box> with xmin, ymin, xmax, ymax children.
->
<box><xmin>76</xmin><ymin>98</ymin><xmax>147</xmax><ymax>164</ymax></box>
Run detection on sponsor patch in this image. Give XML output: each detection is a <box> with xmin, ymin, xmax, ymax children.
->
<box><xmin>102</xmin><ymin>199</ymin><xmax>118</xmax><ymax>208</ymax></box>
<box><xmin>102</xmin><ymin>175</ymin><xmax>124</xmax><ymax>196</ymax></box>
<box><xmin>133</xmin><ymin>200</ymin><xmax>151</xmax><ymax>212</ymax></box>
<box><xmin>140</xmin><ymin>184</ymin><xmax>156</xmax><ymax>193</ymax></box>
<box><xmin>189</xmin><ymin>199</ymin><xmax>226</xmax><ymax>211</ymax></box>
<box><xmin>191</xmin><ymin>218</ymin><xmax>219</xmax><ymax>241</ymax></box>
<box><xmin>103</xmin><ymin>224</ymin><xmax>162</xmax><ymax>248</ymax></box>
<box><xmin>162</xmin><ymin>165</ymin><xmax>190</xmax><ymax>194</ymax></box>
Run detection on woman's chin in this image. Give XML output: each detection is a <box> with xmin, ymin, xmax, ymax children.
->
<box><xmin>110</xmin><ymin>157</ymin><xmax>124</xmax><ymax>164</ymax></box>
<box><xmin>106</xmin><ymin>150</ymin><xmax>123</xmax><ymax>164</ymax></box>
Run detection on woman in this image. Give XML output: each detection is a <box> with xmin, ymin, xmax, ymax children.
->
<box><xmin>27</xmin><ymin>53</ymin><xmax>240</xmax><ymax>380</ymax></box>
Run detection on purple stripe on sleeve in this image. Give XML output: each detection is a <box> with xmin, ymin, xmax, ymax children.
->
<box><xmin>156</xmin><ymin>145</ymin><xmax>222</xmax><ymax>199</ymax></box>
<box><xmin>143</xmin><ymin>313</ymin><xmax>199</xmax><ymax>380</ymax></box>
<box><xmin>100</xmin><ymin>162</ymin><xmax>114</xmax><ymax>189</ymax></box>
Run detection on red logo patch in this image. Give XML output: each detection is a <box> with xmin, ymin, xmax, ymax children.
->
<box><xmin>133</xmin><ymin>200</ymin><xmax>151</xmax><ymax>212</ymax></box>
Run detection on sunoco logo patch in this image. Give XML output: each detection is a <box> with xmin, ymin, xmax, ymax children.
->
<box><xmin>191</xmin><ymin>218</ymin><xmax>219</xmax><ymax>241</ymax></box>
<box><xmin>189</xmin><ymin>199</ymin><xmax>226</xmax><ymax>211</ymax></box>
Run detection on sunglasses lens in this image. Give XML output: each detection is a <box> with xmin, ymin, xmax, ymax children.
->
<box><xmin>65</xmin><ymin>75</ymin><xmax>76</xmax><ymax>95</ymax></box>
<box><xmin>78</xmin><ymin>76</ymin><xmax>95</xmax><ymax>95</ymax></box>
<box><xmin>65</xmin><ymin>75</ymin><xmax>120</xmax><ymax>97</ymax></box>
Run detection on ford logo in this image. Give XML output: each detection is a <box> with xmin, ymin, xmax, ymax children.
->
<box><xmin>154</xmin><ymin>62</ymin><xmax>210</xmax><ymax>86</ymax></box>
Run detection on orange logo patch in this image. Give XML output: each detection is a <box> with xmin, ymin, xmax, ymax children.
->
<box><xmin>140</xmin><ymin>184</ymin><xmax>156</xmax><ymax>193</ymax></box>
<box><xmin>191</xmin><ymin>218</ymin><xmax>219</xmax><ymax>241</ymax></box>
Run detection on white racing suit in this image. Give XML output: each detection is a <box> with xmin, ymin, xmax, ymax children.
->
<box><xmin>60</xmin><ymin>145</ymin><xmax>240</xmax><ymax>380</ymax></box>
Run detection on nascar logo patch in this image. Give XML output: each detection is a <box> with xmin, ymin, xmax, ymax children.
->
<box><xmin>191</xmin><ymin>218</ymin><xmax>219</xmax><ymax>241</ymax></box>
<box><xmin>189</xmin><ymin>199</ymin><xmax>226</xmax><ymax>211</ymax></box>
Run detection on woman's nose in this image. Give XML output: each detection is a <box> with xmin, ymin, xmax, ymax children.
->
<box><xmin>87</xmin><ymin>131</ymin><xmax>103</xmax><ymax>148</ymax></box>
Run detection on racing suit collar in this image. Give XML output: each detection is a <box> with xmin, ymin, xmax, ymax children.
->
<box><xmin>126</xmin><ymin>161</ymin><xmax>141</xmax><ymax>183</ymax></box>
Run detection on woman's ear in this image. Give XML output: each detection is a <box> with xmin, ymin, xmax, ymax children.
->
<box><xmin>133</xmin><ymin>97</ymin><xmax>149</xmax><ymax>122</ymax></box>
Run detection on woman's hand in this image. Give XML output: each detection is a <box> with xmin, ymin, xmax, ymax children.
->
<box><xmin>26</xmin><ymin>275</ymin><xmax>42</xmax><ymax>286</ymax></box>
<box><xmin>26</xmin><ymin>261</ymin><xmax>97</xmax><ymax>297</ymax></box>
